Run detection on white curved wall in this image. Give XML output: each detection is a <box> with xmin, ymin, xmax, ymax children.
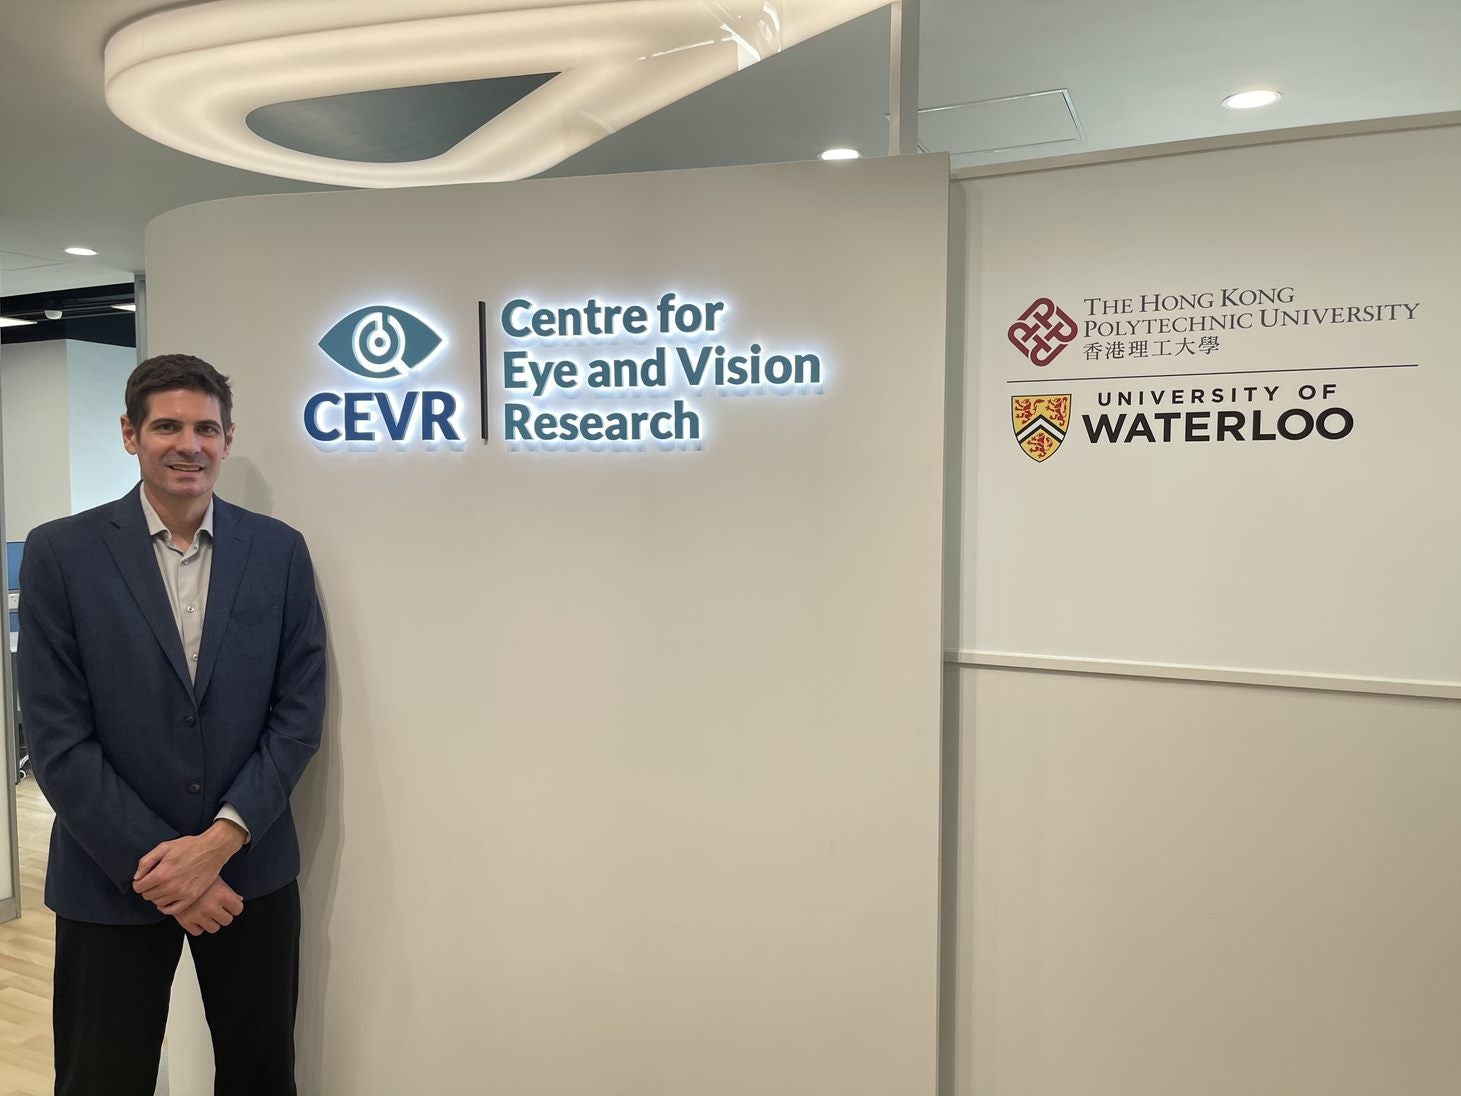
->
<box><xmin>146</xmin><ymin>155</ymin><xmax>951</xmax><ymax>1096</ymax></box>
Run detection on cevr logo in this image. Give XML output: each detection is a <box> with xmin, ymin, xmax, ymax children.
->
<box><xmin>318</xmin><ymin>305</ymin><xmax>443</xmax><ymax>380</ymax></box>
<box><xmin>306</xmin><ymin>304</ymin><xmax>461</xmax><ymax>445</ymax></box>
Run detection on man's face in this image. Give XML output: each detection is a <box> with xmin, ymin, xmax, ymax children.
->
<box><xmin>121</xmin><ymin>388</ymin><xmax>234</xmax><ymax>506</ymax></box>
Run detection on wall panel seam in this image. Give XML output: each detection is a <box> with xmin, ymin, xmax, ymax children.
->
<box><xmin>945</xmin><ymin>650</ymin><xmax>1461</xmax><ymax>701</ymax></box>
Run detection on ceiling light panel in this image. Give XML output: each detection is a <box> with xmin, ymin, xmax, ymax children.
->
<box><xmin>105</xmin><ymin>0</ymin><xmax>887</xmax><ymax>187</ymax></box>
<box><xmin>1222</xmin><ymin>89</ymin><xmax>1281</xmax><ymax>109</ymax></box>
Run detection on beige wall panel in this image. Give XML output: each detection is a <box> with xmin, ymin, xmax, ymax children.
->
<box><xmin>1</xmin><ymin>341</ymin><xmax>71</xmax><ymax>540</ymax></box>
<box><xmin>146</xmin><ymin>155</ymin><xmax>949</xmax><ymax>1096</ymax></box>
<box><xmin>951</xmin><ymin>666</ymin><xmax>1461</xmax><ymax>1096</ymax></box>
<box><xmin>958</xmin><ymin>126</ymin><xmax>1461</xmax><ymax>684</ymax></box>
<box><xmin>949</xmin><ymin>126</ymin><xmax>1461</xmax><ymax>1096</ymax></box>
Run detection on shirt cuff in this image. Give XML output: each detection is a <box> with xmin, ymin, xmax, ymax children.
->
<box><xmin>215</xmin><ymin>803</ymin><xmax>251</xmax><ymax>844</ymax></box>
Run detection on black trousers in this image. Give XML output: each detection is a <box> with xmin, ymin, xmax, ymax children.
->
<box><xmin>53</xmin><ymin>880</ymin><xmax>300</xmax><ymax>1096</ymax></box>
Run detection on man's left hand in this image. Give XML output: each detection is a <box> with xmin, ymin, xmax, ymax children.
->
<box><xmin>133</xmin><ymin>821</ymin><xmax>247</xmax><ymax>914</ymax></box>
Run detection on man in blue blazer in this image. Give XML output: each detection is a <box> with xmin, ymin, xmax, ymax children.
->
<box><xmin>18</xmin><ymin>353</ymin><xmax>325</xmax><ymax>1096</ymax></box>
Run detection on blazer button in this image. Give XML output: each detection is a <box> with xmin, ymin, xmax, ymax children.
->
<box><xmin>183</xmin><ymin>715</ymin><xmax>196</xmax><ymax>726</ymax></box>
<box><xmin>186</xmin><ymin>781</ymin><xmax>202</xmax><ymax>794</ymax></box>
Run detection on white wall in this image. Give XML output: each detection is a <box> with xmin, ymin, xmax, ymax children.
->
<box><xmin>146</xmin><ymin>155</ymin><xmax>950</xmax><ymax>1096</ymax></box>
<box><xmin>949</xmin><ymin>125</ymin><xmax>1461</xmax><ymax>1096</ymax></box>
<box><xmin>65</xmin><ymin>340</ymin><xmax>138</xmax><ymax>515</ymax></box>
<box><xmin>138</xmin><ymin>119</ymin><xmax>1461</xmax><ymax>1096</ymax></box>
<box><xmin>959</xmin><ymin>126</ymin><xmax>1460</xmax><ymax>683</ymax></box>
<box><xmin>951</xmin><ymin>669</ymin><xmax>1461</xmax><ymax>1096</ymax></box>
<box><xmin>1</xmin><ymin>338</ymin><xmax>134</xmax><ymax>914</ymax></box>
<box><xmin>1</xmin><ymin>341</ymin><xmax>72</xmax><ymax>541</ymax></box>
<box><xmin>1</xmin><ymin>339</ymin><xmax>136</xmax><ymax>540</ymax></box>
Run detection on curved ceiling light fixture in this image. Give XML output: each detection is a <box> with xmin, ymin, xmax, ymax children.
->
<box><xmin>105</xmin><ymin>0</ymin><xmax>886</xmax><ymax>187</ymax></box>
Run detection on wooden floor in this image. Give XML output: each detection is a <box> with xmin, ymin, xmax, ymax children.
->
<box><xmin>0</xmin><ymin>778</ymin><xmax>57</xmax><ymax>1096</ymax></box>
<box><xmin>0</xmin><ymin>783</ymin><xmax>169</xmax><ymax>1096</ymax></box>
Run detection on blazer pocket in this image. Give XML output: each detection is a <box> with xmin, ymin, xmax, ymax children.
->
<box><xmin>228</xmin><ymin>604</ymin><xmax>281</xmax><ymax>630</ymax></box>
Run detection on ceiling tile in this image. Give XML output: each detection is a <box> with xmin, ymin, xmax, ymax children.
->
<box><xmin>918</xmin><ymin>89</ymin><xmax>1081</xmax><ymax>155</ymax></box>
<box><xmin>0</xmin><ymin>249</ymin><xmax>62</xmax><ymax>273</ymax></box>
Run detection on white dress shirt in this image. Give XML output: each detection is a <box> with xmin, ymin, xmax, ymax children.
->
<box><xmin>140</xmin><ymin>489</ymin><xmax>250</xmax><ymax>841</ymax></box>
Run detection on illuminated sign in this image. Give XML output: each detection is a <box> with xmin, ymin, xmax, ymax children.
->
<box><xmin>318</xmin><ymin>305</ymin><xmax>443</xmax><ymax>379</ymax></box>
<box><xmin>305</xmin><ymin>305</ymin><xmax>462</xmax><ymax>445</ymax></box>
<box><xmin>305</xmin><ymin>293</ymin><xmax>826</xmax><ymax>452</ymax></box>
<box><xmin>485</xmin><ymin>292</ymin><xmax>826</xmax><ymax>450</ymax></box>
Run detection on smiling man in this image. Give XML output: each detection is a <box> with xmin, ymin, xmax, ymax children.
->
<box><xmin>17</xmin><ymin>354</ymin><xmax>326</xmax><ymax>1096</ymax></box>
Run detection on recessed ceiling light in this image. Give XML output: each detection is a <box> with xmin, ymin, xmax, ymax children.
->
<box><xmin>1222</xmin><ymin>90</ymin><xmax>1281</xmax><ymax>110</ymax></box>
<box><xmin>0</xmin><ymin>316</ymin><xmax>37</xmax><ymax>327</ymax></box>
<box><xmin>64</xmin><ymin>246</ymin><xmax>99</xmax><ymax>256</ymax></box>
<box><xmin>820</xmin><ymin>147</ymin><xmax>860</xmax><ymax>161</ymax></box>
<box><xmin>113</xmin><ymin>303</ymin><xmax>137</xmax><ymax>312</ymax></box>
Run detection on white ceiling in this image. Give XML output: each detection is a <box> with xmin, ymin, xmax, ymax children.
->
<box><xmin>2</xmin><ymin>0</ymin><xmax>1459</xmax><ymax>296</ymax></box>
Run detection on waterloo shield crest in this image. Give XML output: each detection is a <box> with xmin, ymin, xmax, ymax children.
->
<box><xmin>1012</xmin><ymin>395</ymin><xmax>1071</xmax><ymax>462</ymax></box>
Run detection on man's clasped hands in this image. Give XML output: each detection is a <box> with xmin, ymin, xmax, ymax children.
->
<box><xmin>131</xmin><ymin>820</ymin><xmax>248</xmax><ymax>935</ymax></box>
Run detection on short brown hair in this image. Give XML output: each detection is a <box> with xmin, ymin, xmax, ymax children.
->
<box><xmin>125</xmin><ymin>354</ymin><xmax>234</xmax><ymax>430</ymax></box>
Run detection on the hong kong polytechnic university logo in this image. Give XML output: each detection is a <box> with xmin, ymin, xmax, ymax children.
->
<box><xmin>1007</xmin><ymin>297</ymin><xmax>1077</xmax><ymax>367</ymax></box>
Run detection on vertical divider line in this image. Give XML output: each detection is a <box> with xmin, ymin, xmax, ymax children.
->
<box><xmin>0</xmin><ymin>339</ymin><xmax>20</xmax><ymax>922</ymax></box>
<box><xmin>478</xmin><ymin>300</ymin><xmax>491</xmax><ymax>441</ymax></box>
<box><xmin>937</xmin><ymin>178</ymin><xmax>969</xmax><ymax>1096</ymax></box>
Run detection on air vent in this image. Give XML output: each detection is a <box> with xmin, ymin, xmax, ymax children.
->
<box><xmin>917</xmin><ymin>89</ymin><xmax>1083</xmax><ymax>156</ymax></box>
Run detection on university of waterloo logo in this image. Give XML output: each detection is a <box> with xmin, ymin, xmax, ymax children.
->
<box><xmin>1007</xmin><ymin>298</ymin><xmax>1077</xmax><ymax>366</ymax></box>
<box><xmin>1012</xmin><ymin>395</ymin><xmax>1071</xmax><ymax>462</ymax></box>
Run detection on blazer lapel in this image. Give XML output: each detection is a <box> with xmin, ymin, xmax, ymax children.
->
<box><xmin>103</xmin><ymin>488</ymin><xmax>194</xmax><ymax>697</ymax></box>
<box><xmin>193</xmin><ymin>498</ymin><xmax>253</xmax><ymax>703</ymax></box>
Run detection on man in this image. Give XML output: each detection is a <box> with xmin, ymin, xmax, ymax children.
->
<box><xmin>18</xmin><ymin>354</ymin><xmax>326</xmax><ymax>1096</ymax></box>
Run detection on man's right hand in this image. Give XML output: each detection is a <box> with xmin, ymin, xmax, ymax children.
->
<box><xmin>173</xmin><ymin>878</ymin><xmax>245</xmax><ymax>936</ymax></box>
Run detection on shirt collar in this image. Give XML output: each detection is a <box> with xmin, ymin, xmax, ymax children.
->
<box><xmin>139</xmin><ymin>488</ymin><xmax>215</xmax><ymax>545</ymax></box>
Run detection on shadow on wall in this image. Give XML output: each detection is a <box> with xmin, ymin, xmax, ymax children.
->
<box><xmin>292</xmin><ymin>558</ymin><xmax>418</xmax><ymax>1093</ymax></box>
<box><xmin>216</xmin><ymin>456</ymin><xmax>416</xmax><ymax>1094</ymax></box>
<box><xmin>217</xmin><ymin>458</ymin><xmax>273</xmax><ymax>517</ymax></box>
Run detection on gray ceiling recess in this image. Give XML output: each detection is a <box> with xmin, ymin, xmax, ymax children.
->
<box><xmin>247</xmin><ymin>74</ymin><xmax>560</xmax><ymax>163</ymax></box>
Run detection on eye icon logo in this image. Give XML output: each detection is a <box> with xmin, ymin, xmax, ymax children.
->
<box><xmin>318</xmin><ymin>305</ymin><xmax>443</xmax><ymax>380</ymax></box>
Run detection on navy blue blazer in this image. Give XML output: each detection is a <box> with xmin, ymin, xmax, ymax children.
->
<box><xmin>17</xmin><ymin>485</ymin><xmax>326</xmax><ymax>924</ymax></box>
